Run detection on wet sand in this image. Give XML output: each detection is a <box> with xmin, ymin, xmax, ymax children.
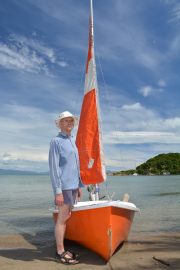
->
<box><xmin>0</xmin><ymin>231</ymin><xmax>179</xmax><ymax>270</ymax></box>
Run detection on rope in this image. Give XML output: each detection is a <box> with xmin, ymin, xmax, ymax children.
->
<box><xmin>96</xmin><ymin>48</ymin><xmax>112</xmax><ymax>198</ymax></box>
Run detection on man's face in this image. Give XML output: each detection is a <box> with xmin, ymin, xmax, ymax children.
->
<box><xmin>60</xmin><ymin>117</ymin><xmax>74</xmax><ymax>133</ymax></box>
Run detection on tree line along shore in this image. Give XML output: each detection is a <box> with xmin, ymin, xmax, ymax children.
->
<box><xmin>111</xmin><ymin>153</ymin><xmax>180</xmax><ymax>176</ymax></box>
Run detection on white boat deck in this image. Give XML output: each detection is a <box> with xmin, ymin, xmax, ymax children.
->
<box><xmin>52</xmin><ymin>200</ymin><xmax>139</xmax><ymax>213</ymax></box>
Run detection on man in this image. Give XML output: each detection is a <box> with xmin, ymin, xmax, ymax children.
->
<box><xmin>49</xmin><ymin>111</ymin><xmax>83</xmax><ymax>265</ymax></box>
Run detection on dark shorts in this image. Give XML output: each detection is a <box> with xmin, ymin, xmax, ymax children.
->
<box><xmin>62</xmin><ymin>189</ymin><xmax>78</xmax><ymax>206</ymax></box>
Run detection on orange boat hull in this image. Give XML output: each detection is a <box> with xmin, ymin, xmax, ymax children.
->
<box><xmin>53</xmin><ymin>205</ymin><xmax>135</xmax><ymax>261</ymax></box>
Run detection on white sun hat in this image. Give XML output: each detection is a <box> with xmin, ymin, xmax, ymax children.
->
<box><xmin>55</xmin><ymin>111</ymin><xmax>78</xmax><ymax>128</ymax></box>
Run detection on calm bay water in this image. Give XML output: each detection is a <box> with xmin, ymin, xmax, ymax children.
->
<box><xmin>0</xmin><ymin>175</ymin><xmax>179</xmax><ymax>235</ymax></box>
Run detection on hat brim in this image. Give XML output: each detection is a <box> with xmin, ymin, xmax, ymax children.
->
<box><xmin>55</xmin><ymin>115</ymin><xmax>78</xmax><ymax>129</ymax></box>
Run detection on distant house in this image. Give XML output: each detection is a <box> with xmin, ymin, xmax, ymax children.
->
<box><xmin>163</xmin><ymin>171</ymin><xmax>170</xmax><ymax>175</ymax></box>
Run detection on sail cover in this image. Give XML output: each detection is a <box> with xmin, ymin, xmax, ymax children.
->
<box><xmin>76</xmin><ymin>0</ymin><xmax>106</xmax><ymax>185</ymax></box>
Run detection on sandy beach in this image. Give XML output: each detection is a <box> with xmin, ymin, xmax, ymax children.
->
<box><xmin>1</xmin><ymin>175</ymin><xmax>180</xmax><ymax>269</ymax></box>
<box><xmin>0</xmin><ymin>231</ymin><xmax>179</xmax><ymax>270</ymax></box>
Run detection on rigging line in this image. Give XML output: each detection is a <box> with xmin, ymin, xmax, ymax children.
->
<box><xmin>96</xmin><ymin>49</ymin><xmax>120</xmax><ymax>133</ymax></box>
<box><xmin>96</xmin><ymin>50</ymin><xmax>119</xmax><ymax>132</ymax></box>
<box><xmin>96</xmin><ymin>48</ymin><xmax>127</xmax><ymax>173</ymax></box>
<box><xmin>96</xmin><ymin>49</ymin><xmax>111</xmax><ymax>114</ymax></box>
<box><xmin>79</xmin><ymin>62</ymin><xmax>86</xmax><ymax>97</ymax></box>
<box><xmin>96</xmin><ymin>49</ymin><xmax>111</xmax><ymax>139</ymax></box>
<box><xmin>96</xmin><ymin>49</ymin><xmax>113</xmax><ymax>196</ymax></box>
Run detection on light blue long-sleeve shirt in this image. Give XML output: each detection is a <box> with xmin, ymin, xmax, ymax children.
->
<box><xmin>49</xmin><ymin>132</ymin><xmax>84</xmax><ymax>195</ymax></box>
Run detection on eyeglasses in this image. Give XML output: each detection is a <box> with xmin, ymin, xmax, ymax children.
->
<box><xmin>62</xmin><ymin>119</ymin><xmax>74</xmax><ymax>124</ymax></box>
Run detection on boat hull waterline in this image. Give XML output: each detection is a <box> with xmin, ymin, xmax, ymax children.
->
<box><xmin>53</xmin><ymin>200</ymin><xmax>139</xmax><ymax>261</ymax></box>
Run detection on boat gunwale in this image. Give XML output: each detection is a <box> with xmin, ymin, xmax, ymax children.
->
<box><xmin>51</xmin><ymin>200</ymin><xmax>139</xmax><ymax>213</ymax></box>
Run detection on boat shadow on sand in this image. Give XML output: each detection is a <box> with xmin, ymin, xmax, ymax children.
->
<box><xmin>0</xmin><ymin>216</ymin><xmax>107</xmax><ymax>266</ymax></box>
<box><xmin>0</xmin><ymin>235</ymin><xmax>106</xmax><ymax>265</ymax></box>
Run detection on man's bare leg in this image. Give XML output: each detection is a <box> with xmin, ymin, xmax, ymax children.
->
<box><xmin>55</xmin><ymin>204</ymin><xmax>71</xmax><ymax>254</ymax></box>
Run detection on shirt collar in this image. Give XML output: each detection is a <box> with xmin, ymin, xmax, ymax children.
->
<box><xmin>58</xmin><ymin>132</ymin><xmax>72</xmax><ymax>138</ymax></box>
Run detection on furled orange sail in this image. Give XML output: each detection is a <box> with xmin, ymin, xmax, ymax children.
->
<box><xmin>76</xmin><ymin>0</ymin><xmax>106</xmax><ymax>185</ymax></box>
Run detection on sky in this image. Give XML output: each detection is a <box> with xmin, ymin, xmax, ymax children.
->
<box><xmin>0</xmin><ymin>0</ymin><xmax>180</xmax><ymax>172</ymax></box>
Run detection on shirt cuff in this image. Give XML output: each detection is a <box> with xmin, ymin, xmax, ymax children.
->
<box><xmin>56</xmin><ymin>187</ymin><xmax>62</xmax><ymax>194</ymax></box>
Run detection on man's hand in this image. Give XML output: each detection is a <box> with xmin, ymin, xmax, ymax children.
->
<box><xmin>55</xmin><ymin>194</ymin><xmax>64</xmax><ymax>207</ymax></box>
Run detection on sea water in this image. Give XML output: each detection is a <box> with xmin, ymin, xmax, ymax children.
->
<box><xmin>0</xmin><ymin>175</ymin><xmax>179</xmax><ymax>235</ymax></box>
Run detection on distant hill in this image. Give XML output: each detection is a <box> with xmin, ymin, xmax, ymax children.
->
<box><xmin>0</xmin><ymin>169</ymin><xmax>48</xmax><ymax>175</ymax></box>
<box><xmin>112</xmin><ymin>153</ymin><xmax>180</xmax><ymax>176</ymax></box>
<box><xmin>136</xmin><ymin>153</ymin><xmax>180</xmax><ymax>175</ymax></box>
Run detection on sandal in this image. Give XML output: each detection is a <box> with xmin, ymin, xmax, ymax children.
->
<box><xmin>66</xmin><ymin>250</ymin><xmax>79</xmax><ymax>259</ymax></box>
<box><xmin>56</xmin><ymin>251</ymin><xmax>79</xmax><ymax>265</ymax></box>
<box><xmin>56</xmin><ymin>250</ymin><xmax>79</xmax><ymax>260</ymax></box>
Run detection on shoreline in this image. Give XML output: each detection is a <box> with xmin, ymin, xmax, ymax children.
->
<box><xmin>0</xmin><ymin>231</ymin><xmax>179</xmax><ymax>270</ymax></box>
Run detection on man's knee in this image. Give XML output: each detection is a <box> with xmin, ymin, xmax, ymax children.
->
<box><xmin>57</xmin><ymin>207</ymin><xmax>71</xmax><ymax>224</ymax></box>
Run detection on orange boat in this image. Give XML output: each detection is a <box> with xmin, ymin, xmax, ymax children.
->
<box><xmin>53</xmin><ymin>200</ymin><xmax>138</xmax><ymax>261</ymax></box>
<box><xmin>53</xmin><ymin>0</ymin><xmax>139</xmax><ymax>261</ymax></box>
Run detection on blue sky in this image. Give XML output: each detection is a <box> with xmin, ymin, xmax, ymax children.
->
<box><xmin>0</xmin><ymin>0</ymin><xmax>180</xmax><ymax>172</ymax></box>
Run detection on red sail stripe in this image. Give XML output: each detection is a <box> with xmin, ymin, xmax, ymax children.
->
<box><xmin>76</xmin><ymin>89</ymin><xmax>104</xmax><ymax>184</ymax></box>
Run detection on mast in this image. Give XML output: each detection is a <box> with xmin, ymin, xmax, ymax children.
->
<box><xmin>90</xmin><ymin>0</ymin><xmax>94</xmax><ymax>40</ymax></box>
<box><xmin>76</xmin><ymin>0</ymin><xmax>106</xmax><ymax>185</ymax></box>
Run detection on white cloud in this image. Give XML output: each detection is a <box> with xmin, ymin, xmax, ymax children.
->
<box><xmin>0</xmin><ymin>104</ymin><xmax>56</xmax><ymax>171</ymax></box>
<box><xmin>138</xmin><ymin>80</ymin><xmax>166</xmax><ymax>97</ymax></box>
<box><xmin>168</xmin><ymin>1</ymin><xmax>180</xmax><ymax>23</ymax></box>
<box><xmin>104</xmin><ymin>141</ymin><xmax>180</xmax><ymax>170</ymax></box>
<box><xmin>0</xmin><ymin>42</ymin><xmax>48</xmax><ymax>74</ymax></box>
<box><xmin>0</xmin><ymin>101</ymin><xmax>82</xmax><ymax>171</ymax></box>
<box><xmin>58</xmin><ymin>61</ymin><xmax>68</xmax><ymax>67</ymax></box>
<box><xmin>2</xmin><ymin>151</ymin><xmax>47</xmax><ymax>162</ymax></box>
<box><xmin>139</xmin><ymin>86</ymin><xmax>153</xmax><ymax>97</ymax></box>
<box><xmin>102</xmin><ymin>100</ymin><xmax>180</xmax><ymax>135</ymax></box>
<box><xmin>1</xmin><ymin>151</ymin><xmax>48</xmax><ymax>171</ymax></box>
<box><xmin>27</xmin><ymin>0</ymin><xmax>87</xmax><ymax>26</ymax></box>
<box><xmin>93</xmin><ymin>2</ymin><xmax>167</xmax><ymax>73</ymax></box>
<box><xmin>105</xmin><ymin>148</ymin><xmax>147</xmax><ymax>170</ymax></box>
<box><xmin>164</xmin><ymin>117</ymin><xmax>180</xmax><ymax>128</ymax></box>
<box><xmin>104</xmin><ymin>131</ymin><xmax>180</xmax><ymax>144</ymax></box>
<box><xmin>0</xmin><ymin>34</ymin><xmax>68</xmax><ymax>74</ymax></box>
<box><xmin>121</xmin><ymin>102</ymin><xmax>143</xmax><ymax>110</ymax></box>
<box><xmin>102</xmin><ymin>100</ymin><xmax>180</xmax><ymax>167</ymax></box>
<box><xmin>158</xmin><ymin>79</ymin><xmax>166</xmax><ymax>87</ymax></box>
<box><xmin>2</xmin><ymin>152</ymin><xmax>17</xmax><ymax>163</ymax></box>
<box><xmin>9</xmin><ymin>34</ymin><xmax>56</xmax><ymax>63</ymax></box>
